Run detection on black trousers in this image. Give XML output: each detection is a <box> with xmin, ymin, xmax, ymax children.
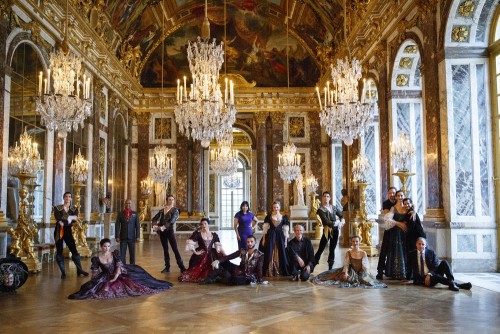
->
<box><xmin>159</xmin><ymin>228</ymin><xmax>182</xmax><ymax>268</ymax></box>
<box><xmin>55</xmin><ymin>226</ymin><xmax>79</xmax><ymax>256</ymax></box>
<box><xmin>377</xmin><ymin>231</ymin><xmax>390</xmax><ymax>273</ymax></box>
<box><xmin>314</xmin><ymin>228</ymin><xmax>339</xmax><ymax>265</ymax></box>
<box><xmin>120</xmin><ymin>240</ymin><xmax>136</xmax><ymax>265</ymax></box>
<box><xmin>429</xmin><ymin>260</ymin><xmax>455</xmax><ymax>286</ymax></box>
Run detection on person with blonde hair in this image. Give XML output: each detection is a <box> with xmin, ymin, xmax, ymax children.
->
<box><xmin>258</xmin><ymin>201</ymin><xmax>290</xmax><ymax>276</ymax></box>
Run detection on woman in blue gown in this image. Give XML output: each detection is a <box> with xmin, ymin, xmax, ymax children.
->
<box><xmin>258</xmin><ymin>201</ymin><xmax>290</xmax><ymax>276</ymax></box>
<box><xmin>234</xmin><ymin>201</ymin><xmax>258</xmax><ymax>250</ymax></box>
<box><xmin>383</xmin><ymin>190</ymin><xmax>408</xmax><ymax>280</ymax></box>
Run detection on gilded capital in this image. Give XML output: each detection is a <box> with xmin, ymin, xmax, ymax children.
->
<box><xmin>254</xmin><ymin>112</ymin><xmax>269</xmax><ymax>126</ymax></box>
<box><xmin>136</xmin><ymin>112</ymin><xmax>151</xmax><ymax>126</ymax></box>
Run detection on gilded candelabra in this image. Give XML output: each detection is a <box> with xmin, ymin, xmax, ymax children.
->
<box><xmin>8</xmin><ymin>173</ymin><xmax>41</xmax><ymax>273</ymax></box>
<box><xmin>68</xmin><ymin>149</ymin><xmax>91</xmax><ymax>257</ymax></box>
<box><xmin>354</xmin><ymin>182</ymin><xmax>377</xmax><ymax>256</ymax></box>
<box><xmin>391</xmin><ymin>132</ymin><xmax>415</xmax><ymax>196</ymax></box>
<box><xmin>25</xmin><ymin>181</ymin><xmax>40</xmax><ymax>244</ymax></box>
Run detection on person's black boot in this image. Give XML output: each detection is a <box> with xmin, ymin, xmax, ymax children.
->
<box><xmin>161</xmin><ymin>267</ymin><xmax>170</xmax><ymax>273</ymax></box>
<box><xmin>56</xmin><ymin>254</ymin><xmax>66</xmax><ymax>279</ymax></box>
<box><xmin>177</xmin><ymin>260</ymin><xmax>186</xmax><ymax>273</ymax></box>
<box><xmin>458</xmin><ymin>282</ymin><xmax>472</xmax><ymax>290</ymax></box>
<box><xmin>328</xmin><ymin>262</ymin><xmax>334</xmax><ymax>271</ymax></box>
<box><xmin>72</xmin><ymin>254</ymin><xmax>89</xmax><ymax>277</ymax></box>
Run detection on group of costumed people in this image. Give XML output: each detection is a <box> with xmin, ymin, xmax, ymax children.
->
<box><xmin>5</xmin><ymin>187</ymin><xmax>471</xmax><ymax>298</ymax></box>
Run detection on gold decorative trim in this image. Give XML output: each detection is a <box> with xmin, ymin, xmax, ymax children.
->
<box><xmin>270</xmin><ymin>112</ymin><xmax>285</xmax><ymax>126</ymax></box>
<box><xmin>399</xmin><ymin>57</ymin><xmax>413</xmax><ymax>69</ymax></box>
<box><xmin>451</xmin><ymin>26</ymin><xmax>469</xmax><ymax>42</ymax></box>
<box><xmin>396</xmin><ymin>74</ymin><xmax>409</xmax><ymax>87</ymax></box>
<box><xmin>404</xmin><ymin>45</ymin><xmax>418</xmax><ymax>53</ymax></box>
<box><xmin>254</xmin><ymin>111</ymin><xmax>269</xmax><ymax>125</ymax></box>
<box><xmin>458</xmin><ymin>1</ymin><xmax>475</xmax><ymax>17</ymax></box>
<box><xmin>221</xmin><ymin>74</ymin><xmax>256</xmax><ymax>88</ymax></box>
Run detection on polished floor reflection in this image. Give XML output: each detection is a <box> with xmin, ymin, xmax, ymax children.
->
<box><xmin>1</xmin><ymin>231</ymin><xmax>499</xmax><ymax>334</ymax></box>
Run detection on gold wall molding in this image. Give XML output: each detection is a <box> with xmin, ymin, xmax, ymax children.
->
<box><xmin>254</xmin><ymin>112</ymin><xmax>269</xmax><ymax>126</ymax></box>
<box><xmin>458</xmin><ymin>0</ymin><xmax>475</xmax><ymax>17</ymax></box>
<box><xmin>451</xmin><ymin>25</ymin><xmax>469</xmax><ymax>42</ymax></box>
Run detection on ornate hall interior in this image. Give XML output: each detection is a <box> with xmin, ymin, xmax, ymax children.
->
<box><xmin>1</xmin><ymin>0</ymin><xmax>500</xmax><ymax>333</ymax></box>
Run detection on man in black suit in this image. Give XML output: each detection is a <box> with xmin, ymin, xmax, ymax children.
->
<box><xmin>115</xmin><ymin>199</ymin><xmax>140</xmax><ymax>265</ymax></box>
<box><xmin>288</xmin><ymin>225</ymin><xmax>315</xmax><ymax>281</ymax></box>
<box><xmin>376</xmin><ymin>186</ymin><xmax>397</xmax><ymax>279</ymax></box>
<box><xmin>407</xmin><ymin>237</ymin><xmax>471</xmax><ymax>291</ymax></box>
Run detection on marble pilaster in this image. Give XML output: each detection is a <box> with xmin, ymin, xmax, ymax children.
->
<box><xmin>418</xmin><ymin>10</ymin><xmax>443</xmax><ymax>215</ymax></box>
<box><xmin>176</xmin><ymin>135</ymin><xmax>188</xmax><ymax>214</ymax></box>
<box><xmin>191</xmin><ymin>141</ymin><xmax>204</xmax><ymax>217</ymax></box>
<box><xmin>91</xmin><ymin>101</ymin><xmax>101</xmax><ymax>213</ymax></box>
<box><xmin>270</xmin><ymin>112</ymin><xmax>285</xmax><ymax>208</ymax></box>
<box><xmin>136</xmin><ymin>113</ymin><xmax>150</xmax><ymax>205</ymax></box>
<box><xmin>255</xmin><ymin>112</ymin><xmax>268</xmax><ymax>216</ymax></box>
<box><xmin>53</xmin><ymin>137</ymin><xmax>66</xmax><ymax>204</ymax></box>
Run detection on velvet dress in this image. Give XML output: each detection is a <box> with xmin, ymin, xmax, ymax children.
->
<box><xmin>310</xmin><ymin>250</ymin><xmax>387</xmax><ymax>289</ymax></box>
<box><xmin>178</xmin><ymin>231</ymin><xmax>222</xmax><ymax>282</ymax></box>
<box><xmin>68</xmin><ymin>250</ymin><xmax>172</xmax><ymax>299</ymax></box>
<box><xmin>384</xmin><ymin>206</ymin><xmax>408</xmax><ymax>280</ymax></box>
<box><xmin>234</xmin><ymin>211</ymin><xmax>255</xmax><ymax>250</ymax></box>
<box><xmin>258</xmin><ymin>214</ymin><xmax>290</xmax><ymax>276</ymax></box>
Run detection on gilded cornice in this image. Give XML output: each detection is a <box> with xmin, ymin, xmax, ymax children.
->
<box><xmin>12</xmin><ymin>0</ymin><xmax>140</xmax><ymax>109</ymax></box>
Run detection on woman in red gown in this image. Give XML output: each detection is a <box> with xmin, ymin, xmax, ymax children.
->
<box><xmin>178</xmin><ymin>218</ymin><xmax>225</xmax><ymax>282</ymax></box>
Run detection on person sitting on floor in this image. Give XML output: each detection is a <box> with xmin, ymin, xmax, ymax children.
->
<box><xmin>287</xmin><ymin>225</ymin><xmax>315</xmax><ymax>282</ymax></box>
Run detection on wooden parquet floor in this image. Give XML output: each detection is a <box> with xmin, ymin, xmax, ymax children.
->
<box><xmin>1</xmin><ymin>231</ymin><xmax>499</xmax><ymax>334</ymax></box>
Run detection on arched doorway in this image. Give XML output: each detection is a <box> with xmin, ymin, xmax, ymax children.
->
<box><xmin>209</xmin><ymin>128</ymin><xmax>253</xmax><ymax>229</ymax></box>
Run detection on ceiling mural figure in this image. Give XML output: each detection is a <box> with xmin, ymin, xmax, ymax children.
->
<box><xmin>140</xmin><ymin>1</ymin><xmax>320</xmax><ymax>87</ymax></box>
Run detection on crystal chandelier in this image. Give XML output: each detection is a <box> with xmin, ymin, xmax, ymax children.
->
<box><xmin>352</xmin><ymin>153</ymin><xmax>371</xmax><ymax>183</ymax></box>
<box><xmin>8</xmin><ymin>130</ymin><xmax>42</xmax><ymax>175</ymax></box>
<box><xmin>140</xmin><ymin>175</ymin><xmax>154</xmax><ymax>196</ymax></box>
<box><xmin>391</xmin><ymin>132</ymin><xmax>415</xmax><ymax>172</ymax></box>
<box><xmin>69</xmin><ymin>148</ymin><xmax>89</xmax><ymax>183</ymax></box>
<box><xmin>316</xmin><ymin>58</ymin><xmax>374</xmax><ymax>146</ymax></box>
<box><xmin>174</xmin><ymin>0</ymin><xmax>236</xmax><ymax>148</ymax></box>
<box><xmin>278</xmin><ymin>2</ymin><xmax>301</xmax><ymax>184</ymax></box>
<box><xmin>210</xmin><ymin>134</ymin><xmax>239</xmax><ymax>176</ymax></box>
<box><xmin>316</xmin><ymin>0</ymin><xmax>374</xmax><ymax>146</ymax></box>
<box><xmin>306</xmin><ymin>173</ymin><xmax>319</xmax><ymax>194</ymax></box>
<box><xmin>149</xmin><ymin>144</ymin><xmax>174</xmax><ymax>184</ymax></box>
<box><xmin>223</xmin><ymin>173</ymin><xmax>241</xmax><ymax>189</ymax></box>
<box><xmin>278</xmin><ymin>140</ymin><xmax>301</xmax><ymax>183</ymax></box>
<box><xmin>35</xmin><ymin>0</ymin><xmax>92</xmax><ymax>138</ymax></box>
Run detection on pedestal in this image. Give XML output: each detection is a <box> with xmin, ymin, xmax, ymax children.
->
<box><xmin>360</xmin><ymin>245</ymin><xmax>378</xmax><ymax>257</ymax></box>
<box><xmin>23</xmin><ymin>256</ymin><xmax>42</xmax><ymax>273</ymax></box>
<box><xmin>290</xmin><ymin>205</ymin><xmax>308</xmax><ymax>219</ymax></box>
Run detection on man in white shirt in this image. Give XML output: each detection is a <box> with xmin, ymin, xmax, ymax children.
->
<box><xmin>407</xmin><ymin>237</ymin><xmax>471</xmax><ymax>291</ymax></box>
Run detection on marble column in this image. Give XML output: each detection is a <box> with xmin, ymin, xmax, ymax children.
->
<box><xmin>255</xmin><ymin>112</ymin><xmax>268</xmax><ymax>216</ymax></box>
<box><xmin>191</xmin><ymin>140</ymin><xmax>204</xmax><ymax>217</ymax></box>
<box><xmin>90</xmin><ymin>83</ymin><xmax>103</xmax><ymax>213</ymax></box>
<box><xmin>270</xmin><ymin>112</ymin><xmax>285</xmax><ymax>208</ymax></box>
<box><xmin>176</xmin><ymin>135</ymin><xmax>189</xmax><ymax>215</ymax></box>
<box><xmin>418</xmin><ymin>10</ymin><xmax>444</xmax><ymax>218</ymax></box>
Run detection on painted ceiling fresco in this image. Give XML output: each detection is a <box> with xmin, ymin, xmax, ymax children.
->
<box><xmin>95</xmin><ymin>0</ymin><xmax>341</xmax><ymax>88</ymax></box>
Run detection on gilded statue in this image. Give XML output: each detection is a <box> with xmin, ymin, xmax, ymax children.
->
<box><xmin>72</xmin><ymin>219</ymin><xmax>89</xmax><ymax>248</ymax></box>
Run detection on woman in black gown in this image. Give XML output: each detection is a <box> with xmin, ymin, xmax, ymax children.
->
<box><xmin>69</xmin><ymin>238</ymin><xmax>172</xmax><ymax>299</ymax></box>
<box><xmin>383</xmin><ymin>190</ymin><xmax>408</xmax><ymax>280</ymax></box>
<box><xmin>259</xmin><ymin>201</ymin><xmax>290</xmax><ymax>276</ymax></box>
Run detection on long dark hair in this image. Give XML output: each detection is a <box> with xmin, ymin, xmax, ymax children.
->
<box><xmin>237</xmin><ymin>201</ymin><xmax>251</xmax><ymax>215</ymax></box>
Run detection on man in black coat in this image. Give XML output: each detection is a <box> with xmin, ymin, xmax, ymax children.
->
<box><xmin>115</xmin><ymin>199</ymin><xmax>140</xmax><ymax>265</ymax></box>
<box><xmin>376</xmin><ymin>186</ymin><xmax>397</xmax><ymax>279</ymax></box>
<box><xmin>288</xmin><ymin>225</ymin><xmax>315</xmax><ymax>281</ymax></box>
<box><xmin>314</xmin><ymin>191</ymin><xmax>344</xmax><ymax>270</ymax></box>
<box><xmin>407</xmin><ymin>237</ymin><xmax>471</xmax><ymax>291</ymax></box>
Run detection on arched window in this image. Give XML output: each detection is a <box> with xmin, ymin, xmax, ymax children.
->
<box><xmin>390</xmin><ymin>40</ymin><xmax>426</xmax><ymax>215</ymax></box>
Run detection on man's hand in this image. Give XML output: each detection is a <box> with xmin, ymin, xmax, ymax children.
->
<box><xmin>397</xmin><ymin>222</ymin><xmax>407</xmax><ymax>232</ymax></box>
<box><xmin>424</xmin><ymin>274</ymin><xmax>431</xmax><ymax>286</ymax></box>
<box><xmin>297</xmin><ymin>256</ymin><xmax>304</xmax><ymax>268</ymax></box>
<box><xmin>304</xmin><ymin>265</ymin><xmax>311</xmax><ymax>273</ymax></box>
<box><xmin>211</xmin><ymin>260</ymin><xmax>219</xmax><ymax>270</ymax></box>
